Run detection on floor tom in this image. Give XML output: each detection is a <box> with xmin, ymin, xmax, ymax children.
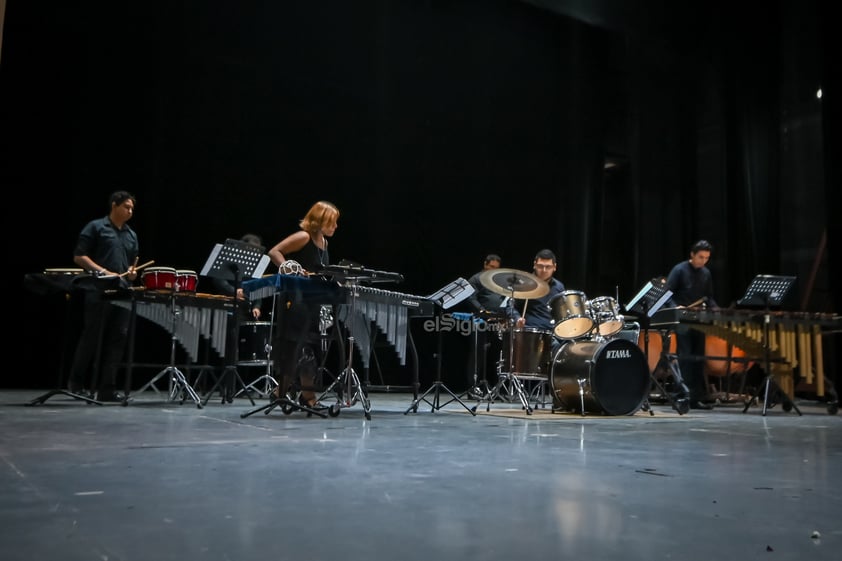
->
<box><xmin>500</xmin><ymin>327</ymin><xmax>554</xmax><ymax>377</ymax></box>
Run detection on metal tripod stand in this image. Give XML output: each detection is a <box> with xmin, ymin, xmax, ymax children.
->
<box><xmin>134</xmin><ymin>289</ymin><xmax>203</xmax><ymax>408</ymax></box>
<box><xmin>742</xmin><ymin>309</ymin><xmax>801</xmax><ymax>416</ymax></box>
<box><xmin>404</xmin><ymin>316</ymin><xmax>476</xmax><ymax>415</ymax></box>
<box><xmin>318</xmin><ymin>277</ymin><xmax>370</xmax><ymax>419</ymax></box>
<box><xmin>235</xmin><ymin>298</ymin><xmax>279</xmax><ymax>399</ymax></box>
<box><xmin>483</xmin><ymin>296</ymin><xmax>534</xmax><ymax>415</ymax></box>
<box><xmin>641</xmin><ymin>328</ymin><xmax>690</xmax><ymax>415</ymax></box>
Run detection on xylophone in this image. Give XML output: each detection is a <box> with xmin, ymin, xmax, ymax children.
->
<box><xmin>650</xmin><ymin>307</ymin><xmax>842</xmax><ymax>397</ymax></box>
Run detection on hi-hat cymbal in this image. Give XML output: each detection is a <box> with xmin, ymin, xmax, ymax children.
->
<box><xmin>479</xmin><ymin>268</ymin><xmax>549</xmax><ymax>299</ymax></box>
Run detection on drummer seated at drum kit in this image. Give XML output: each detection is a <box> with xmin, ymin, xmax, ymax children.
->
<box><xmin>512</xmin><ymin>249</ymin><xmax>566</xmax><ymax>354</ymax></box>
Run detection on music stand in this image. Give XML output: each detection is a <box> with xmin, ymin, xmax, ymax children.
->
<box><xmin>624</xmin><ymin>278</ymin><xmax>689</xmax><ymax>415</ymax></box>
<box><xmin>737</xmin><ymin>275</ymin><xmax>801</xmax><ymax>416</ymax></box>
<box><xmin>404</xmin><ymin>278</ymin><xmax>476</xmax><ymax>415</ymax></box>
<box><xmin>200</xmin><ymin>239</ymin><xmax>270</xmax><ymax>405</ymax></box>
<box><xmin>624</xmin><ymin>277</ymin><xmax>673</xmax><ymax>319</ymax></box>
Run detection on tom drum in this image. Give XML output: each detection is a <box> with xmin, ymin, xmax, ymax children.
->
<box><xmin>588</xmin><ymin>296</ymin><xmax>624</xmax><ymax>337</ymax></box>
<box><xmin>549</xmin><ymin>290</ymin><xmax>594</xmax><ymax>339</ymax></box>
<box><xmin>549</xmin><ymin>338</ymin><xmax>649</xmax><ymax>415</ymax></box>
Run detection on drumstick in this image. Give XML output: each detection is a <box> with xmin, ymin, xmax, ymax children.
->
<box><xmin>118</xmin><ymin>260</ymin><xmax>155</xmax><ymax>277</ymax></box>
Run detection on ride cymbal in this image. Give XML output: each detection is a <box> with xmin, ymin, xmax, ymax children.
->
<box><xmin>478</xmin><ymin>268</ymin><xmax>549</xmax><ymax>299</ymax></box>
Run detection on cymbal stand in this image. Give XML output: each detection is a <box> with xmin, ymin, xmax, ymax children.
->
<box><xmin>134</xmin><ymin>288</ymin><xmax>203</xmax><ymax>408</ymax></box>
<box><xmin>742</xmin><ymin>304</ymin><xmax>801</xmax><ymax>416</ymax></box>
<box><xmin>404</xmin><ymin>312</ymin><xmax>476</xmax><ymax>415</ymax></box>
<box><xmin>318</xmin><ymin>276</ymin><xmax>370</xmax><ymax>419</ymax></box>
<box><xmin>483</xmin><ymin>292</ymin><xmax>533</xmax><ymax>415</ymax></box>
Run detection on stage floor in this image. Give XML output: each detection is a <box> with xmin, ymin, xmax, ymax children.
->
<box><xmin>1</xmin><ymin>388</ymin><xmax>840</xmax><ymax>561</ymax></box>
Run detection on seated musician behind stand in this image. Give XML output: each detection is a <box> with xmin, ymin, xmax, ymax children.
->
<box><xmin>464</xmin><ymin>254</ymin><xmax>506</xmax><ymax>396</ymax></box>
<box><xmin>665</xmin><ymin>239</ymin><xmax>719</xmax><ymax>410</ymax></box>
<box><xmin>209</xmin><ymin>233</ymin><xmax>264</xmax><ymax>321</ymax></box>
<box><xmin>266</xmin><ymin>201</ymin><xmax>340</xmax><ymax>409</ymax></box>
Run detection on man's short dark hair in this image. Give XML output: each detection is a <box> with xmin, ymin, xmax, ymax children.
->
<box><xmin>109</xmin><ymin>190</ymin><xmax>136</xmax><ymax>208</ymax></box>
<box><xmin>484</xmin><ymin>254</ymin><xmax>501</xmax><ymax>265</ymax></box>
<box><xmin>691</xmin><ymin>240</ymin><xmax>713</xmax><ymax>253</ymax></box>
<box><xmin>534</xmin><ymin>249</ymin><xmax>557</xmax><ymax>263</ymax></box>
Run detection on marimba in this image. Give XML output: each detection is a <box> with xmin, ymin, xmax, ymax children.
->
<box><xmin>650</xmin><ymin>307</ymin><xmax>841</xmax><ymax>399</ymax></box>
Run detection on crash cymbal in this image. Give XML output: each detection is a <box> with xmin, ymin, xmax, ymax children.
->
<box><xmin>479</xmin><ymin>268</ymin><xmax>549</xmax><ymax>299</ymax></box>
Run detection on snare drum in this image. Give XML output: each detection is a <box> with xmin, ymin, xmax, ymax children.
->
<box><xmin>141</xmin><ymin>267</ymin><xmax>177</xmax><ymax>290</ymax></box>
<box><xmin>500</xmin><ymin>327</ymin><xmax>554</xmax><ymax>377</ymax></box>
<box><xmin>587</xmin><ymin>296</ymin><xmax>624</xmax><ymax>337</ymax></box>
<box><xmin>549</xmin><ymin>290</ymin><xmax>594</xmax><ymax>339</ymax></box>
<box><xmin>238</xmin><ymin>321</ymin><xmax>271</xmax><ymax>363</ymax></box>
<box><xmin>175</xmin><ymin>269</ymin><xmax>198</xmax><ymax>293</ymax></box>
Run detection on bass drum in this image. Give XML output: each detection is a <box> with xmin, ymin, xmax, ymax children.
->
<box><xmin>549</xmin><ymin>338</ymin><xmax>650</xmax><ymax>415</ymax></box>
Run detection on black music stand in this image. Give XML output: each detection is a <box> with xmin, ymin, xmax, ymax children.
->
<box><xmin>404</xmin><ymin>278</ymin><xmax>476</xmax><ymax>415</ymax></box>
<box><xmin>624</xmin><ymin>278</ymin><xmax>689</xmax><ymax>415</ymax></box>
<box><xmin>738</xmin><ymin>275</ymin><xmax>801</xmax><ymax>416</ymax></box>
<box><xmin>200</xmin><ymin>239</ymin><xmax>269</xmax><ymax>405</ymax></box>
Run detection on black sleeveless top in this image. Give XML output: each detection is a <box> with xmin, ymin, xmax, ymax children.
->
<box><xmin>291</xmin><ymin>236</ymin><xmax>329</xmax><ymax>272</ymax></box>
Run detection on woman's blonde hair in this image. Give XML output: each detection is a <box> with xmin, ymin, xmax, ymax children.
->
<box><xmin>300</xmin><ymin>200</ymin><xmax>339</xmax><ymax>234</ymax></box>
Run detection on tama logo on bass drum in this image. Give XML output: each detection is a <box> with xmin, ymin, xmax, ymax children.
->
<box><xmin>606</xmin><ymin>349</ymin><xmax>632</xmax><ymax>359</ymax></box>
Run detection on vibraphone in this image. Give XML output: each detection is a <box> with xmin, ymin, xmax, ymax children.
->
<box><xmin>651</xmin><ymin>307</ymin><xmax>842</xmax><ymax>398</ymax></box>
<box><xmin>243</xmin><ymin>274</ymin><xmax>438</xmax><ymax>370</ymax></box>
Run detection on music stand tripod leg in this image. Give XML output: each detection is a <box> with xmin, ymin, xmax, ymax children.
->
<box><xmin>404</xmin><ymin>326</ymin><xmax>476</xmax><ymax>415</ymax></box>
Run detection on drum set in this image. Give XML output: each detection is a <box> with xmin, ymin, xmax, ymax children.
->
<box><xmin>477</xmin><ymin>269</ymin><xmax>650</xmax><ymax>416</ymax></box>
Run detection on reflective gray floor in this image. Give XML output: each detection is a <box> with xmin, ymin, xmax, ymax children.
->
<box><xmin>1</xmin><ymin>387</ymin><xmax>841</xmax><ymax>561</ymax></box>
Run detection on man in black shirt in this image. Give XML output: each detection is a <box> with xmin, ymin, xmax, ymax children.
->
<box><xmin>67</xmin><ymin>191</ymin><xmax>139</xmax><ymax>401</ymax></box>
<box><xmin>666</xmin><ymin>239</ymin><xmax>719</xmax><ymax>410</ymax></box>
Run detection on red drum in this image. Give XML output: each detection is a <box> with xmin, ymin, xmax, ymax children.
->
<box><xmin>500</xmin><ymin>327</ymin><xmax>554</xmax><ymax>377</ymax></box>
<box><xmin>549</xmin><ymin>290</ymin><xmax>594</xmax><ymax>339</ymax></box>
<box><xmin>550</xmin><ymin>338</ymin><xmax>649</xmax><ymax>415</ymax></box>
<box><xmin>176</xmin><ymin>270</ymin><xmax>198</xmax><ymax>292</ymax></box>
<box><xmin>141</xmin><ymin>267</ymin><xmax>176</xmax><ymax>290</ymax></box>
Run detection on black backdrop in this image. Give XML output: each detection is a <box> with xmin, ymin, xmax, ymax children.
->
<box><xmin>3</xmin><ymin>0</ymin><xmax>839</xmax><ymax>393</ymax></box>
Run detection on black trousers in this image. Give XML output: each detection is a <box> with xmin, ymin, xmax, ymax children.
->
<box><xmin>675</xmin><ymin>325</ymin><xmax>707</xmax><ymax>401</ymax></box>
